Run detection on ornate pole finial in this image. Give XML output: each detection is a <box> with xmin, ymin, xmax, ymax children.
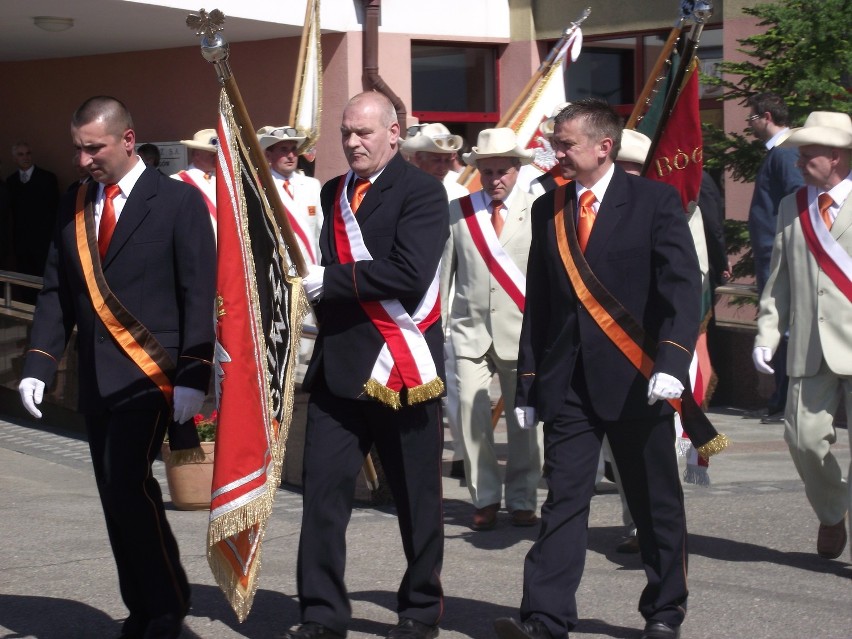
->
<box><xmin>187</xmin><ymin>8</ymin><xmax>231</xmax><ymax>82</ymax></box>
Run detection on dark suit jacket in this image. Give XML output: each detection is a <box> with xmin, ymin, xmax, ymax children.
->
<box><xmin>302</xmin><ymin>153</ymin><xmax>449</xmax><ymax>400</ymax></box>
<box><xmin>748</xmin><ymin>145</ymin><xmax>803</xmax><ymax>293</ymax></box>
<box><xmin>699</xmin><ymin>171</ymin><xmax>728</xmax><ymax>291</ymax></box>
<box><xmin>7</xmin><ymin>166</ymin><xmax>60</xmax><ymax>275</ymax></box>
<box><xmin>23</xmin><ymin>166</ymin><xmax>216</xmax><ymax>413</ymax></box>
<box><xmin>516</xmin><ymin>165</ymin><xmax>702</xmax><ymax>423</ymax></box>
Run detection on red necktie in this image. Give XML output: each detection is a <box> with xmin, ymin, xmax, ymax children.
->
<box><xmin>491</xmin><ymin>200</ymin><xmax>505</xmax><ymax>237</ymax></box>
<box><xmin>818</xmin><ymin>192</ymin><xmax>834</xmax><ymax>230</ymax></box>
<box><xmin>98</xmin><ymin>184</ymin><xmax>121</xmax><ymax>260</ymax></box>
<box><xmin>283</xmin><ymin>179</ymin><xmax>294</xmax><ymax>199</ymax></box>
<box><xmin>351</xmin><ymin>178</ymin><xmax>371</xmax><ymax>214</ymax></box>
<box><xmin>577</xmin><ymin>190</ymin><xmax>597</xmax><ymax>253</ymax></box>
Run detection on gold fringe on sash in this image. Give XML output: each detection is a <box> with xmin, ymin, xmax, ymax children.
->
<box><xmin>364</xmin><ymin>376</ymin><xmax>445</xmax><ymax>409</ymax></box>
<box><xmin>406</xmin><ymin>377</ymin><xmax>445</xmax><ymax>405</ymax></box>
<box><xmin>696</xmin><ymin>433</ymin><xmax>730</xmax><ymax>460</ymax></box>
<box><xmin>167</xmin><ymin>447</ymin><xmax>207</xmax><ymax>465</ymax></box>
<box><xmin>364</xmin><ymin>379</ymin><xmax>402</xmax><ymax>409</ymax></box>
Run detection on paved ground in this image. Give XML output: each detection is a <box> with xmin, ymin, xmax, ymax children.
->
<box><xmin>0</xmin><ymin>407</ymin><xmax>849</xmax><ymax>639</ymax></box>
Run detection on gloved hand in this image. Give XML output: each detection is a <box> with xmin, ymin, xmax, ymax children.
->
<box><xmin>514</xmin><ymin>406</ymin><xmax>537</xmax><ymax>430</ymax></box>
<box><xmin>752</xmin><ymin>346</ymin><xmax>774</xmax><ymax>374</ymax></box>
<box><xmin>18</xmin><ymin>377</ymin><xmax>46</xmax><ymax>419</ymax></box>
<box><xmin>173</xmin><ymin>386</ymin><xmax>205</xmax><ymax>424</ymax></box>
<box><xmin>302</xmin><ymin>264</ymin><xmax>325</xmax><ymax>303</ymax></box>
<box><xmin>647</xmin><ymin>372</ymin><xmax>685</xmax><ymax>405</ymax></box>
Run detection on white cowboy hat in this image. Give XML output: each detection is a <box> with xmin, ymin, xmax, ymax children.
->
<box><xmin>617</xmin><ymin>129</ymin><xmax>652</xmax><ymax>165</ymax></box>
<box><xmin>401</xmin><ymin>123</ymin><xmax>463</xmax><ymax>154</ymax></box>
<box><xmin>540</xmin><ymin>102</ymin><xmax>573</xmax><ymax>137</ymax></box>
<box><xmin>256</xmin><ymin>125</ymin><xmax>307</xmax><ymax>151</ymax></box>
<box><xmin>463</xmin><ymin>127</ymin><xmax>534</xmax><ymax>166</ymax></box>
<box><xmin>780</xmin><ymin>111</ymin><xmax>852</xmax><ymax>149</ymax></box>
<box><xmin>180</xmin><ymin>129</ymin><xmax>218</xmax><ymax>153</ymax></box>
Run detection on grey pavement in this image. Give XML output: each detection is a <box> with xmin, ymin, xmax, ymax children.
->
<box><xmin>0</xmin><ymin>407</ymin><xmax>849</xmax><ymax>639</ymax></box>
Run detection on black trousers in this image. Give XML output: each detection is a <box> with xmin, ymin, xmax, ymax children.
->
<box><xmin>297</xmin><ymin>385</ymin><xmax>445</xmax><ymax>635</ymax></box>
<box><xmin>520</xmin><ymin>363</ymin><xmax>688</xmax><ymax>636</ymax></box>
<box><xmin>86</xmin><ymin>407</ymin><xmax>190</xmax><ymax>620</ymax></box>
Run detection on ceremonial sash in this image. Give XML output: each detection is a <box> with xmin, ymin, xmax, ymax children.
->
<box><xmin>459</xmin><ymin>192</ymin><xmax>526</xmax><ymax>312</ymax></box>
<box><xmin>551</xmin><ymin>186</ymin><xmax>727</xmax><ymax>458</ymax></box>
<box><xmin>797</xmin><ymin>187</ymin><xmax>852</xmax><ymax>302</ymax></box>
<box><xmin>176</xmin><ymin>170</ymin><xmax>217</xmax><ymax>223</ymax></box>
<box><xmin>278</xmin><ymin>185</ymin><xmax>317</xmax><ymax>265</ymax></box>
<box><xmin>332</xmin><ymin>172</ymin><xmax>443</xmax><ymax>408</ymax></box>
<box><xmin>533</xmin><ymin>165</ymin><xmax>570</xmax><ymax>193</ymax></box>
<box><xmin>73</xmin><ymin>184</ymin><xmax>175</xmax><ymax>402</ymax></box>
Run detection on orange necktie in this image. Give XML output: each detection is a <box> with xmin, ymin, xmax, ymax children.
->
<box><xmin>283</xmin><ymin>179</ymin><xmax>294</xmax><ymax>199</ymax></box>
<box><xmin>577</xmin><ymin>190</ymin><xmax>597</xmax><ymax>253</ymax></box>
<box><xmin>818</xmin><ymin>192</ymin><xmax>834</xmax><ymax>230</ymax></box>
<box><xmin>98</xmin><ymin>184</ymin><xmax>121</xmax><ymax>260</ymax></box>
<box><xmin>491</xmin><ymin>200</ymin><xmax>505</xmax><ymax>238</ymax></box>
<box><xmin>351</xmin><ymin>178</ymin><xmax>371</xmax><ymax>214</ymax></box>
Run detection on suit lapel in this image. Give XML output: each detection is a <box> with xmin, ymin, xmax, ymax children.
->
<box><xmin>354</xmin><ymin>153</ymin><xmax>405</xmax><ymax>226</ymax></box>
<box><xmin>831</xmin><ymin>194</ymin><xmax>852</xmax><ymax>240</ymax></box>
<box><xmin>498</xmin><ymin>193</ymin><xmax>528</xmax><ymax>246</ymax></box>
<box><xmin>583</xmin><ymin>167</ymin><xmax>627</xmax><ymax>264</ymax></box>
<box><xmin>102</xmin><ymin>168</ymin><xmax>156</xmax><ymax>268</ymax></box>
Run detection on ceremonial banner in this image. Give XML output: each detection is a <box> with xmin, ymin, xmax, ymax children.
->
<box><xmin>207</xmin><ymin>89</ymin><xmax>306</xmax><ymax>621</ymax></box>
<box><xmin>292</xmin><ymin>0</ymin><xmax>322</xmax><ymax>151</ymax></box>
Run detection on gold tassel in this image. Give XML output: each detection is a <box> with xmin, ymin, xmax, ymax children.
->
<box><xmin>167</xmin><ymin>446</ymin><xmax>206</xmax><ymax>466</ymax></box>
<box><xmin>364</xmin><ymin>379</ymin><xmax>402</xmax><ymax>409</ymax></box>
<box><xmin>406</xmin><ymin>377</ymin><xmax>445</xmax><ymax>405</ymax></box>
<box><xmin>697</xmin><ymin>433</ymin><xmax>730</xmax><ymax>460</ymax></box>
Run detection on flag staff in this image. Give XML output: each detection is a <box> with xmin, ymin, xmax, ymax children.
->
<box><xmin>187</xmin><ymin>9</ymin><xmax>308</xmax><ymax>278</ymax></box>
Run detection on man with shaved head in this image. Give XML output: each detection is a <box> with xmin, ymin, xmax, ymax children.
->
<box><xmin>18</xmin><ymin>95</ymin><xmax>216</xmax><ymax>639</ymax></box>
<box><xmin>285</xmin><ymin>91</ymin><xmax>449</xmax><ymax>639</ymax></box>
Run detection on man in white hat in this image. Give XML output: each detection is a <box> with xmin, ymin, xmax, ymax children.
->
<box><xmin>257</xmin><ymin>126</ymin><xmax>323</xmax><ymax>268</ymax></box>
<box><xmin>440</xmin><ymin>127</ymin><xmax>543</xmax><ymax>531</ymax></box>
<box><xmin>172</xmin><ymin>128</ymin><xmax>218</xmax><ymax>233</ymax></box>
<box><xmin>528</xmin><ymin>102</ymin><xmax>572</xmax><ymax>198</ymax></box>
<box><xmin>402</xmin><ymin>123</ymin><xmax>469</xmax><ymax>201</ymax></box>
<box><xmin>753</xmin><ymin>110</ymin><xmax>852</xmax><ymax>561</ymax></box>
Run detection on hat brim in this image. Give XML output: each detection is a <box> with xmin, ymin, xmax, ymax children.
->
<box><xmin>463</xmin><ymin>147</ymin><xmax>534</xmax><ymax>166</ymax></box>
<box><xmin>259</xmin><ymin>134</ymin><xmax>307</xmax><ymax>151</ymax></box>
<box><xmin>403</xmin><ymin>134</ymin><xmax>463</xmax><ymax>154</ymax></box>
<box><xmin>181</xmin><ymin>140</ymin><xmax>217</xmax><ymax>153</ymax></box>
<box><xmin>780</xmin><ymin>127</ymin><xmax>852</xmax><ymax>149</ymax></box>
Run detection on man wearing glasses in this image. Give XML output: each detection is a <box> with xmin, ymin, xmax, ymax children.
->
<box><xmin>745</xmin><ymin>93</ymin><xmax>804</xmax><ymax>423</ymax></box>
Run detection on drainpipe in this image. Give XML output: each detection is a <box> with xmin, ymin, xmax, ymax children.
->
<box><xmin>362</xmin><ymin>0</ymin><xmax>408</xmax><ymax>129</ymax></box>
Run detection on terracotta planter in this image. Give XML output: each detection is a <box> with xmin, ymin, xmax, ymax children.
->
<box><xmin>162</xmin><ymin>441</ymin><xmax>215</xmax><ymax>510</ymax></box>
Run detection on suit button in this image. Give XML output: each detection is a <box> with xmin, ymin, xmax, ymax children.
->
<box><xmin>98</xmin><ymin>335</ymin><xmax>105</xmax><ymax>343</ymax></box>
<box><xmin>819</xmin><ymin>317</ymin><xmax>824</xmax><ymax>322</ymax></box>
<box><xmin>818</xmin><ymin>289</ymin><xmax>824</xmax><ymax>296</ymax></box>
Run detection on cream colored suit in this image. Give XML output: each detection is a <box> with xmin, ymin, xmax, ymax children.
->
<box><xmin>440</xmin><ymin>188</ymin><xmax>542</xmax><ymax>511</ymax></box>
<box><xmin>755</xmin><ymin>183</ymin><xmax>852</xmax><ymax>526</ymax></box>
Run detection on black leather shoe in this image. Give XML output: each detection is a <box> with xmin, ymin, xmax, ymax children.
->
<box><xmin>387</xmin><ymin>617</ymin><xmax>439</xmax><ymax>638</ymax></box>
<box><xmin>117</xmin><ymin>613</ymin><xmax>148</xmax><ymax>639</ymax></box>
<box><xmin>493</xmin><ymin>617</ymin><xmax>554</xmax><ymax>639</ymax></box>
<box><xmin>640</xmin><ymin>621</ymin><xmax>681</xmax><ymax>639</ymax></box>
<box><xmin>142</xmin><ymin>613</ymin><xmax>184</xmax><ymax>639</ymax></box>
<box><xmin>280</xmin><ymin>622</ymin><xmax>346</xmax><ymax>639</ymax></box>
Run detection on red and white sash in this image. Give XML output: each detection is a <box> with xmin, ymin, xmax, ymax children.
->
<box><xmin>176</xmin><ymin>169</ymin><xmax>217</xmax><ymax>238</ymax></box>
<box><xmin>798</xmin><ymin>187</ymin><xmax>852</xmax><ymax>302</ymax></box>
<box><xmin>459</xmin><ymin>192</ymin><xmax>526</xmax><ymax>312</ymax></box>
<box><xmin>332</xmin><ymin>172</ymin><xmax>444</xmax><ymax>408</ymax></box>
<box><xmin>278</xmin><ymin>183</ymin><xmax>317</xmax><ymax>265</ymax></box>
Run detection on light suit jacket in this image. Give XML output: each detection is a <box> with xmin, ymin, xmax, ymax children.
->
<box><xmin>271</xmin><ymin>170</ymin><xmax>323</xmax><ymax>265</ymax></box>
<box><xmin>756</xmin><ymin>185</ymin><xmax>852</xmax><ymax>377</ymax></box>
<box><xmin>441</xmin><ymin>188</ymin><xmax>534</xmax><ymax>362</ymax></box>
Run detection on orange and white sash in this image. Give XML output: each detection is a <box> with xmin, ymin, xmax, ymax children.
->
<box><xmin>798</xmin><ymin>187</ymin><xmax>852</xmax><ymax>302</ymax></box>
<box><xmin>278</xmin><ymin>183</ymin><xmax>317</xmax><ymax>265</ymax></box>
<box><xmin>459</xmin><ymin>191</ymin><xmax>526</xmax><ymax>312</ymax></box>
<box><xmin>332</xmin><ymin>171</ymin><xmax>443</xmax><ymax>408</ymax></box>
<box><xmin>176</xmin><ymin>169</ymin><xmax>217</xmax><ymax>239</ymax></box>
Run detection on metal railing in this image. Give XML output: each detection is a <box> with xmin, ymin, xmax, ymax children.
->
<box><xmin>713</xmin><ymin>283</ymin><xmax>759</xmax><ymax>329</ymax></box>
<box><xmin>0</xmin><ymin>270</ymin><xmax>42</xmax><ymax>315</ymax></box>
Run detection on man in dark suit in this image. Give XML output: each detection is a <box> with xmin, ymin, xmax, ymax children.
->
<box><xmin>17</xmin><ymin>96</ymin><xmax>216</xmax><ymax>639</ymax></box>
<box><xmin>284</xmin><ymin>91</ymin><xmax>448</xmax><ymax>639</ymax></box>
<box><xmin>7</xmin><ymin>142</ymin><xmax>60</xmax><ymax>277</ymax></box>
<box><xmin>494</xmin><ymin>100</ymin><xmax>702</xmax><ymax>639</ymax></box>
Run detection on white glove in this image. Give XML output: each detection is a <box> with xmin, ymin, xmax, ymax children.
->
<box><xmin>173</xmin><ymin>386</ymin><xmax>205</xmax><ymax>424</ymax></box>
<box><xmin>752</xmin><ymin>346</ymin><xmax>775</xmax><ymax>375</ymax></box>
<box><xmin>514</xmin><ymin>406</ymin><xmax>537</xmax><ymax>430</ymax></box>
<box><xmin>18</xmin><ymin>377</ymin><xmax>46</xmax><ymax>419</ymax></box>
<box><xmin>302</xmin><ymin>264</ymin><xmax>325</xmax><ymax>303</ymax></box>
<box><xmin>647</xmin><ymin>372</ymin><xmax>684</xmax><ymax>405</ymax></box>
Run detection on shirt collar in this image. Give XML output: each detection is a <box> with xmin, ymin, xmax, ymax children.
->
<box><xmin>766</xmin><ymin>127</ymin><xmax>791</xmax><ymax>150</ymax></box>
<box><xmin>575</xmin><ymin>163</ymin><xmax>615</xmax><ymax>206</ymax></box>
<box><xmin>825</xmin><ymin>171</ymin><xmax>852</xmax><ymax>209</ymax></box>
<box><xmin>19</xmin><ymin>166</ymin><xmax>34</xmax><ymax>181</ymax></box>
<box><xmin>102</xmin><ymin>156</ymin><xmax>146</xmax><ymax>199</ymax></box>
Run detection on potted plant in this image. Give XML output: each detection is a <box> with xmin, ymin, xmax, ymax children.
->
<box><xmin>162</xmin><ymin>411</ymin><xmax>217</xmax><ymax>510</ymax></box>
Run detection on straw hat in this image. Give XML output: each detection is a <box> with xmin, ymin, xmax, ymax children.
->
<box><xmin>180</xmin><ymin>129</ymin><xmax>218</xmax><ymax>153</ymax></box>
<box><xmin>617</xmin><ymin>129</ymin><xmax>652</xmax><ymax>165</ymax></box>
<box><xmin>462</xmin><ymin>128</ymin><xmax>534</xmax><ymax>166</ymax></box>
<box><xmin>540</xmin><ymin>102</ymin><xmax>572</xmax><ymax>137</ymax></box>
<box><xmin>402</xmin><ymin>123</ymin><xmax>463</xmax><ymax>154</ymax></box>
<box><xmin>780</xmin><ymin>111</ymin><xmax>852</xmax><ymax>149</ymax></box>
<box><xmin>256</xmin><ymin>125</ymin><xmax>307</xmax><ymax>151</ymax></box>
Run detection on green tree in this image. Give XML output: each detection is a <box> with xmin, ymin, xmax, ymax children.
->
<box><xmin>701</xmin><ymin>0</ymin><xmax>851</xmax><ymax>284</ymax></box>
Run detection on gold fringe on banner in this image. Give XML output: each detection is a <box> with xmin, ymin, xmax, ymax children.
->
<box><xmin>696</xmin><ymin>433</ymin><xmax>730</xmax><ymax>460</ymax></box>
